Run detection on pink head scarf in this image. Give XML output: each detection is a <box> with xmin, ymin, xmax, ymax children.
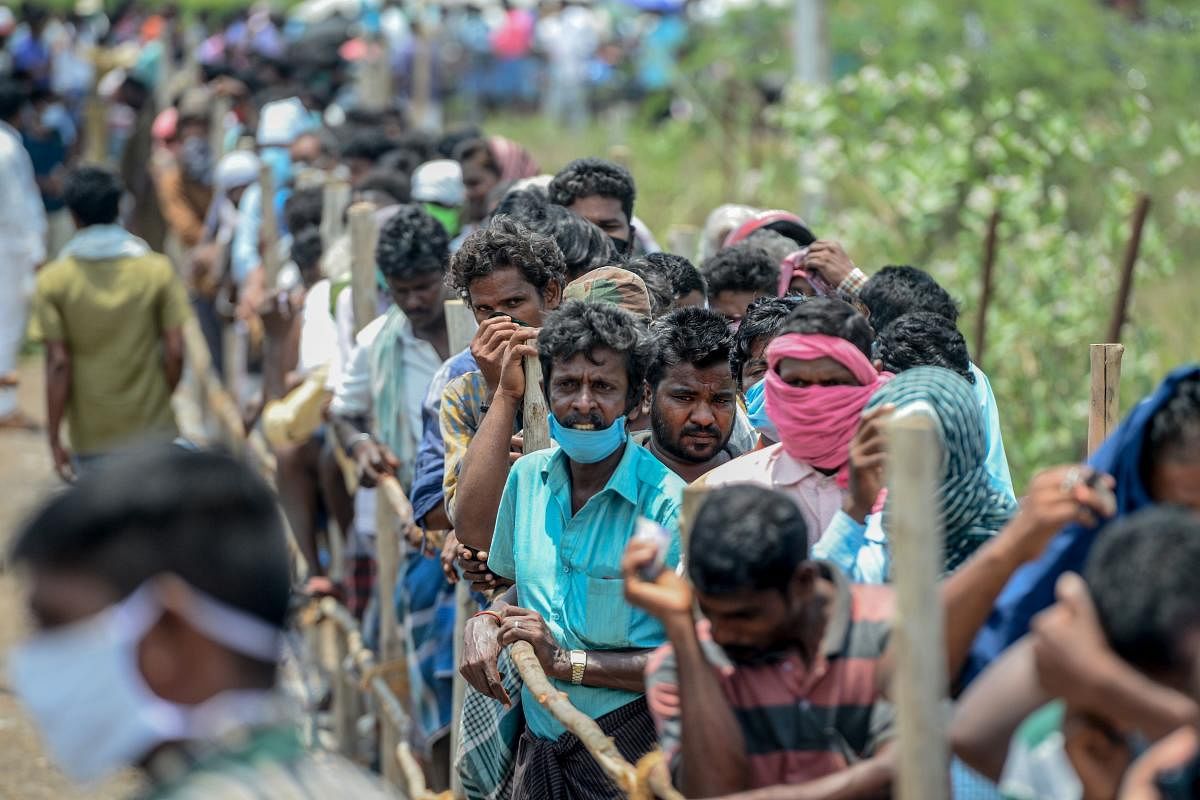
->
<box><xmin>488</xmin><ymin>136</ymin><xmax>541</xmax><ymax>183</ymax></box>
<box><xmin>764</xmin><ymin>333</ymin><xmax>892</xmax><ymax>485</ymax></box>
<box><xmin>777</xmin><ymin>250</ymin><xmax>835</xmax><ymax>297</ymax></box>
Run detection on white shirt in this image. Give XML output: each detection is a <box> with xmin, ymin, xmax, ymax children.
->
<box><xmin>299</xmin><ymin>279</ymin><xmax>337</xmax><ymax>374</ymax></box>
<box><xmin>0</xmin><ymin>121</ymin><xmax>48</xmax><ymax>274</ymax></box>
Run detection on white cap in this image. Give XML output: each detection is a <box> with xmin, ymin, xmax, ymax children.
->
<box><xmin>411</xmin><ymin>159</ymin><xmax>465</xmax><ymax>207</ymax></box>
<box><xmin>257</xmin><ymin>97</ymin><xmax>313</xmax><ymax>147</ymax></box>
<box><xmin>215</xmin><ymin>151</ymin><xmax>262</xmax><ymax>192</ymax></box>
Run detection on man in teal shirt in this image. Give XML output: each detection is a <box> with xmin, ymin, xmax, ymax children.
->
<box><xmin>459</xmin><ymin>300</ymin><xmax>685</xmax><ymax>799</ymax></box>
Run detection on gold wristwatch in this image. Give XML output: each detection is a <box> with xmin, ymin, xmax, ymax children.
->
<box><xmin>569</xmin><ymin>649</ymin><xmax>587</xmax><ymax>685</ymax></box>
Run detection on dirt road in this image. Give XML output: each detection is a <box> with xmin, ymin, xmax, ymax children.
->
<box><xmin>0</xmin><ymin>357</ymin><xmax>138</xmax><ymax>800</ymax></box>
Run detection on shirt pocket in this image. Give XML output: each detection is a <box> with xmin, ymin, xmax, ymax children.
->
<box><xmin>574</xmin><ymin>574</ymin><xmax>634</xmax><ymax>651</ymax></box>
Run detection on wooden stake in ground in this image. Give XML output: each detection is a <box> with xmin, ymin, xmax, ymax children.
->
<box><xmin>208</xmin><ymin>94</ymin><xmax>232</xmax><ymax>159</ymax></box>
<box><xmin>973</xmin><ymin>208</ymin><xmax>1001</xmax><ymax>367</ymax></box>
<box><xmin>1105</xmin><ymin>194</ymin><xmax>1151</xmax><ymax>345</ymax></box>
<box><xmin>83</xmin><ymin>95</ymin><xmax>109</xmax><ymax>165</ymax></box>
<box><xmin>886</xmin><ymin>413</ymin><xmax>949</xmax><ymax>800</ymax></box>
<box><xmin>348</xmin><ymin>203</ymin><xmax>380</xmax><ymax>336</ymax></box>
<box><xmin>522</xmin><ymin>356</ymin><xmax>552</xmax><ymax>454</ymax></box>
<box><xmin>259</xmin><ymin>164</ymin><xmax>282</xmax><ymax>289</ymax></box>
<box><xmin>321</xmin><ymin>178</ymin><xmax>353</xmax><ymax>252</ymax></box>
<box><xmin>1088</xmin><ymin>344</ymin><xmax>1125</xmax><ymax>457</ymax></box>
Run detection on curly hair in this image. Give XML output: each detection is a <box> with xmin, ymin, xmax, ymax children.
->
<box><xmin>700</xmin><ymin>243</ymin><xmax>779</xmax><ymax>299</ymax></box>
<box><xmin>448</xmin><ymin>214</ymin><xmax>566</xmax><ymax>302</ymax></box>
<box><xmin>643</xmin><ymin>252</ymin><xmax>705</xmax><ymax>299</ymax></box>
<box><xmin>548</xmin><ymin>158</ymin><xmax>636</xmax><ymax>224</ymax></box>
<box><xmin>780</xmin><ymin>296</ymin><xmax>875</xmax><ymax>359</ymax></box>
<box><xmin>538</xmin><ymin>299</ymin><xmax>654</xmax><ymax>408</ymax></box>
<box><xmin>375</xmin><ymin>203</ymin><xmax>451</xmax><ymax>280</ymax></box>
<box><xmin>876</xmin><ymin>312</ymin><xmax>974</xmax><ymax>384</ymax></box>
<box><xmin>860</xmin><ymin>265</ymin><xmax>960</xmax><ymax>333</ymax></box>
<box><xmin>730</xmin><ymin>296</ymin><xmax>806</xmax><ymax>390</ymax></box>
<box><xmin>284</xmin><ymin>186</ymin><xmax>324</xmax><ymax>235</ymax></box>
<box><xmin>647</xmin><ymin>307</ymin><xmax>733</xmax><ymax>389</ymax></box>
<box><xmin>1143</xmin><ymin>373</ymin><xmax>1200</xmax><ymax>475</ymax></box>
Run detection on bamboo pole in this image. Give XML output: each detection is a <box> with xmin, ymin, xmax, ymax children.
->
<box><xmin>973</xmin><ymin>208</ymin><xmax>1001</xmax><ymax>367</ymax></box>
<box><xmin>887</xmin><ymin>414</ymin><xmax>949</xmax><ymax>800</ymax></box>
<box><xmin>1088</xmin><ymin>344</ymin><xmax>1125</xmax><ymax>457</ymax></box>
<box><xmin>1105</xmin><ymin>194</ymin><xmax>1151</xmax><ymax>344</ymax></box>
<box><xmin>84</xmin><ymin>95</ymin><xmax>108</xmax><ymax>164</ymax></box>
<box><xmin>444</xmin><ymin>298</ymin><xmax>479</xmax><ymax>798</ymax></box>
<box><xmin>209</xmin><ymin>94</ymin><xmax>231</xmax><ymax>160</ymax></box>
<box><xmin>348</xmin><ymin>203</ymin><xmax>380</xmax><ymax>336</ymax></box>
<box><xmin>321</xmin><ymin>178</ymin><xmax>353</xmax><ymax>253</ymax></box>
<box><xmin>259</xmin><ymin>164</ymin><xmax>282</xmax><ymax>289</ymax></box>
<box><xmin>522</xmin><ymin>357</ymin><xmax>552</xmax><ymax>453</ymax></box>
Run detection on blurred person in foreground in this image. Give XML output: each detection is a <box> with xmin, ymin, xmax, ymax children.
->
<box><xmin>32</xmin><ymin>166</ymin><xmax>189</xmax><ymax>480</ymax></box>
<box><xmin>7</xmin><ymin>445</ymin><xmax>396</xmax><ymax>798</ymax></box>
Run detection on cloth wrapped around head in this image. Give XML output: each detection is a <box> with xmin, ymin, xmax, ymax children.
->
<box><xmin>764</xmin><ymin>332</ymin><xmax>891</xmax><ymax>485</ymax></box>
<box><xmin>488</xmin><ymin>136</ymin><xmax>541</xmax><ymax>183</ymax></box>
<box><xmin>867</xmin><ymin>366</ymin><xmax>1018</xmax><ymax>572</ymax></box>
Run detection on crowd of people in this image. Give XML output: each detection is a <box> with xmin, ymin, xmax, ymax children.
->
<box><xmin>3</xmin><ymin>4</ymin><xmax>1200</xmax><ymax>800</ymax></box>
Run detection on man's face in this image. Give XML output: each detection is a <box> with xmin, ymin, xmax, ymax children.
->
<box><xmin>386</xmin><ymin>271</ymin><xmax>449</xmax><ymax>330</ymax></box>
<box><xmin>776</xmin><ymin>355</ymin><xmax>859</xmax><ymax>387</ymax></box>
<box><xmin>466</xmin><ymin>265</ymin><xmax>560</xmax><ymax>327</ymax></box>
<box><xmin>548</xmin><ymin>346</ymin><xmax>630</xmax><ymax>430</ymax></box>
<box><xmin>1148</xmin><ymin>458</ymin><xmax>1200</xmax><ymax>513</ymax></box>
<box><xmin>569</xmin><ymin>195</ymin><xmax>631</xmax><ymax>246</ymax></box>
<box><xmin>740</xmin><ymin>336</ymin><xmax>771</xmax><ymax>390</ymax></box>
<box><xmin>672</xmin><ymin>289</ymin><xmax>706</xmax><ymax>310</ymax></box>
<box><xmin>650</xmin><ymin>361</ymin><xmax>736</xmax><ymax>463</ymax></box>
<box><xmin>461</xmin><ymin>153</ymin><xmax>499</xmax><ymax>223</ymax></box>
<box><xmin>696</xmin><ymin>587</ymin><xmax>793</xmax><ymax>665</ymax></box>
<box><xmin>289</xmin><ymin>134</ymin><xmax>325</xmax><ymax>172</ymax></box>
<box><xmin>711</xmin><ymin>290</ymin><xmax>763</xmax><ymax>328</ymax></box>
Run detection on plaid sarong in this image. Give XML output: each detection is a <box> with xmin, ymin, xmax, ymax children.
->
<box><xmin>456</xmin><ymin>649</ymin><xmax>525</xmax><ymax>800</ymax></box>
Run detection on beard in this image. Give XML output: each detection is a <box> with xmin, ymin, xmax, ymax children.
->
<box><xmin>650</xmin><ymin>406</ymin><xmax>730</xmax><ymax>464</ymax></box>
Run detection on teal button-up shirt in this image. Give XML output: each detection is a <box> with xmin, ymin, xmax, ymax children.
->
<box><xmin>488</xmin><ymin>437</ymin><xmax>685</xmax><ymax>740</ymax></box>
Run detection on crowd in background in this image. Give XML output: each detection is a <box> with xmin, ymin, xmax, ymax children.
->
<box><xmin>2</xmin><ymin>3</ymin><xmax>1200</xmax><ymax>800</ymax></box>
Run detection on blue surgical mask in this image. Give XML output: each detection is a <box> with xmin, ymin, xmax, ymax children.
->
<box><xmin>548</xmin><ymin>414</ymin><xmax>628</xmax><ymax>464</ymax></box>
<box><xmin>744</xmin><ymin>379</ymin><xmax>778</xmax><ymax>442</ymax></box>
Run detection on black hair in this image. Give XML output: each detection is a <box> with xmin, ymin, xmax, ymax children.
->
<box><xmin>63</xmin><ymin>166</ymin><xmax>123</xmax><ymax>227</ymax></box>
<box><xmin>494</xmin><ymin>186</ymin><xmax>551</xmax><ymax>223</ymax></box>
<box><xmin>375</xmin><ymin>204</ymin><xmax>450</xmax><ymax>280</ymax></box>
<box><xmin>876</xmin><ymin>311</ymin><xmax>975</xmax><ymax>383</ymax></box>
<box><xmin>1143</xmin><ymin>374</ymin><xmax>1200</xmax><ymax>473</ymax></box>
<box><xmin>700</xmin><ymin>243</ymin><xmax>779</xmax><ymax>299</ymax></box>
<box><xmin>290</xmin><ymin>226</ymin><xmax>324</xmax><ymax>274</ymax></box>
<box><xmin>0</xmin><ymin>79</ymin><xmax>26</xmax><ymax>122</ymax></box>
<box><xmin>339</xmin><ymin>127</ymin><xmax>399</xmax><ymax>164</ymax></box>
<box><xmin>1086</xmin><ymin>506</ymin><xmax>1200</xmax><ymax>678</ymax></box>
<box><xmin>437</xmin><ymin>126</ymin><xmax>484</xmax><ymax>159</ymax></box>
<box><xmin>548</xmin><ymin>158</ymin><xmax>636</xmax><ymax>225</ymax></box>
<box><xmin>356</xmin><ymin>169</ymin><xmax>411</xmax><ymax>205</ymax></box>
<box><xmin>860</xmin><ymin>265</ymin><xmax>959</xmax><ymax>333</ymax></box>
<box><xmin>644</xmin><ymin>251</ymin><xmax>705</xmax><ymax>299</ymax></box>
<box><xmin>10</xmin><ymin>446</ymin><xmax>291</xmax><ymax>631</ymax></box>
<box><xmin>688</xmin><ymin>485</ymin><xmax>809</xmax><ymax>595</ymax></box>
<box><xmin>624</xmin><ymin>261</ymin><xmax>674</xmax><ymax>318</ymax></box>
<box><xmin>377</xmin><ymin>148</ymin><xmax>423</xmax><ymax>177</ymax></box>
<box><xmin>538</xmin><ymin>299</ymin><xmax>653</xmax><ymax>408</ymax></box>
<box><xmin>730</xmin><ymin>296</ymin><xmax>805</xmax><ymax>390</ymax></box>
<box><xmin>647</xmin><ymin>307</ymin><xmax>733</xmax><ymax>388</ymax></box>
<box><xmin>283</xmin><ymin>186</ymin><xmax>323</xmax><ymax>235</ymax></box>
<box><xmin>780</xmin><ymin>296</ymin><xmax>875</xmax><ymax>359</ymax></box>
<box><xmin>449</xmin><ymin>214</ymin><xmax>566</xmax><ymax>302</ymax></box>
<box><xmin>743</xmin><ymin>228</ymin><xmax>797</xmax><ymax>266</ymax></box>
<box><xmin>492</xmin><ymin>190</ymin><xmax>616</xmax><ymax>282</ymax></box>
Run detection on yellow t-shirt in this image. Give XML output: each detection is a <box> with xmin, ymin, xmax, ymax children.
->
<box><xmin>33</xmin><ymin>251</ymin><xmax>190</xmax><ymax>455</ymax></box>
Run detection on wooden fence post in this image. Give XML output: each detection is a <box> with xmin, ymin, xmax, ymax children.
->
<box><xmin>321</xmin><ymin>178</ymin><xmax>353</xmax><ymax>252</ymax></box>
<box><xmin>209</xmin><ymin>94</ymin><xmax>231</xmax><ymax>160</ymax></box>
<box><xmin>521</xmin><ymin>357</ymin><xmax>552</xmax><ymax>453</ymax></box>
<box><xmin>973</xmin><ymin>208</ymin><xmax>1001</xmax><ymax>367</ymax></box>
<box><xmin>84</xmin><ymin>94</ymin><xmax>108</xmax><ymax>164</ymax></box>
<box><xmin>887</xmin><ymin>414</ymin><xmax>949</xmax><ymax>800</ymax></box>
<box><xmin>444</xmin><ymin>299</ymin><xmax>479</xmax><ymax>798</ymax></box>
<box><xmin>1088</xmin><ymin>344</ymin><xmax>1125</xmax><ymax>457</ymax></box>
<box><xmin>1105</xmin><ymin>194</ymin><xmax>1151</xmax><ymax>345</ymax></box>
<box><xmin>259</xmin><ymin>164</ymin><xmax>282</xmax><ymax>289</ymax></box>
<box><xmin>348</xmin><ymin>203</ymin><xmax>381</xmax><ymax>336</ymax></box>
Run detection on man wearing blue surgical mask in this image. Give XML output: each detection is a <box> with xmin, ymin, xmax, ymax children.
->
<box><xmin>728</xmin><ymin>295</ymin><xmax>807</xmax><ymax>447</ymax></box>
<box><xmin>7</xmin><ymin>446</ymin><xmax>394</xmax><ymax>796</ymax></box>
<box><xmin>457</xmin><ymin>300</ymin><xmax>685</xmax><ymax>799</ymax></box>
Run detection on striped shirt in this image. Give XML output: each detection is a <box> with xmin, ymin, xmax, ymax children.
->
<box><xmin>645</xmin><ymin>563</ymin><xmax>895</xmax><ymax>789</ymax></box>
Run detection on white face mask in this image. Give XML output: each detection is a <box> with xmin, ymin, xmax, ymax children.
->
<box><xmin>8</xmin><ymin>581</ymin><xmax>283</xmax><ymax>784</ymax></box>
